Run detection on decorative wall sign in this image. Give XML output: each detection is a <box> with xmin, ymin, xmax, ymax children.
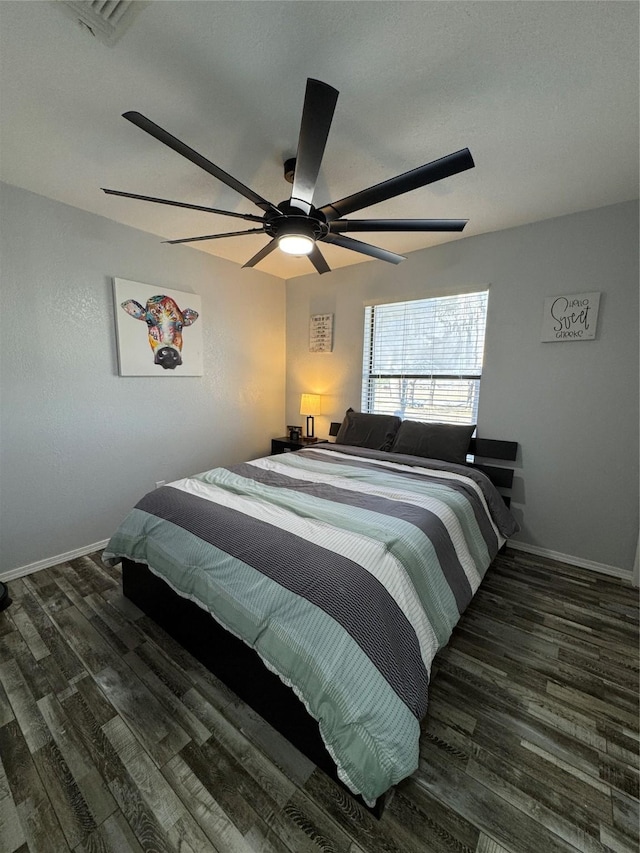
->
<box><xmin>113</xmin><ymin>278</ymin><xmax>203</xmax><ymax>375</ymax></box>
<box><xmin>541</xmin><ymin>291</ymin><xmax>600</xmax><ymax>342</ymax></box>
<box><xmin>309</xmin><ymin>313</ymin><xmax>334</xmax><ymax>352</ymax></box>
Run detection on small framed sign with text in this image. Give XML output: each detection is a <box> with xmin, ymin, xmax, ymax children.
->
<box><xmin>309</xmin><ymin>313</ymin><xmax>334</xmax><ymax>352</ymax></box>
<box><xmin>541</xmin><ymin>292</ymin><xmax>600</xmax><ymax>342</ymax></box>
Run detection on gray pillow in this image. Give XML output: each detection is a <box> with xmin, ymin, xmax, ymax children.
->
<box><xmin>335</xmin><ymin>408</ymin><xmax>401</xmax><ymax>451</ymax></box>
<box><xmin>391</xmin><ymin>420</ymin><xmax>475</xmax><ymax>464</ymax></box>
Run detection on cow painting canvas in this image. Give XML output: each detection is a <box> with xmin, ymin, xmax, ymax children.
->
<box><xmin>113</xmin><ymin>279</ymin><xmax>203</xmax><ymax>376</ymax></box>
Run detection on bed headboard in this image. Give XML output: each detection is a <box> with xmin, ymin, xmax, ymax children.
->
<box><xmin>468</xmin><ymin>437</ymin><xmax>518</xmax><ymax>506</ymax></box>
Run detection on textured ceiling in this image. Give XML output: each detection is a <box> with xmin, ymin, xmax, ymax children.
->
<box><xmin>0</xmin><ymin>1</ymin><xmax>638</xmax><ymax>280</ymax></box>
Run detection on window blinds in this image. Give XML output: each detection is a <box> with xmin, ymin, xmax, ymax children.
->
<box><xmin>361</xmin><ymin>290</ymin><xmax>489</xmax><ymax>426</ymax></box>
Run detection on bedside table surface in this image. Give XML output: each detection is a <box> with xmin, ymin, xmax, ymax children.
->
<box><xmin>271</xmin><ymin>436</ymin><xmax>323</xmax><ymax>454</ymax></box>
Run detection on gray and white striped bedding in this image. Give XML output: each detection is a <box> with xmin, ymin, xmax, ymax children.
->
<box><xmin>103</xmin><ymin>444</ymin><xmax>518</xmax><ymax>804</ymax></box>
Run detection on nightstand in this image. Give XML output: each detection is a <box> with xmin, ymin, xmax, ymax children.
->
<box><xmin>271</xmin><ymin>436</ymin><xmax>317</xmax><ymax>454</ymax></box>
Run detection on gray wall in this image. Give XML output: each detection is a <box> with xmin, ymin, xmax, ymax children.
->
<box><xmin>285</xmin><ymin>201</ymin><xmax>639</xmax><ymax>574</ymax></box>
<box><xmin>3</xmin><ymin>186</ymin><xmax>637</xmax><ymax>576</ymax></box>
<box><xmin>1</xmin><ymin>183</ymin><xmax>286</xmax><ymax>574</ymax></box>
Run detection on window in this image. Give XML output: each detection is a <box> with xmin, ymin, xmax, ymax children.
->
<box><xmin>361</xmin><ymin>290</ymin><xmax>489</xmax><ymax>425</ymax></box>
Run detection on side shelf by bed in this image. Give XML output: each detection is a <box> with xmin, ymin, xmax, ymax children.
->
<box><xmin>469</xmin><ymin>437</ymin><xmax>518</xmax><ymax>461</ymax></box>
<box><xmin>468</xmin><ymin>437</ymin><xmax>518</xmax><ymax>506</ymax></box>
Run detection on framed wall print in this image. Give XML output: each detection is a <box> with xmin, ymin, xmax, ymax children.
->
<box><xmin>541</xmin><ymin>291</ymin><xmax>601</xmax><ymax>342</ymax></box>
<box><xmin>113</xmin><ymin>278</ymin><xmax>203</xmax><ymax>376</ymax></box>
<box><xmin>309</xmin><ymin>313</ymin><xmax>334</xmax><ymax>352</ymax></box>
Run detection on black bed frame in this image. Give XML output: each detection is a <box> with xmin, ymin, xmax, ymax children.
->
<box><xmin>122</xmin><ymin>437</ymin><xmax>518</xmax><ymax>818</ymax></box>
<box><xmin>122</xmin><ymin>559</ymin><xmax>390</xmax><ymax>812</ymax></box>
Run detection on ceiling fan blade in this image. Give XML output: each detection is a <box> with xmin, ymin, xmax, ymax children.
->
<box><xmin>318</xmin><ymin>148</ymin><xmax>475</xmax><ymax>222</ymax></box>
<box><xmin>123</xmin><ymin>111</ymin><xmax>279</xmax><ymax>214</ymax></box>
<box><xmin>308</xmin><ymin>244</ymin><xmax>331</xmax><ymax>275</ymax></box>
<box><xmin>101</xmin><ymin>188</ymin><xmax>265</xmax><ymax>222</ymax></box>
<box><xmin>164</xmin><ymin>228</ymin><xmax>265</xmax><ymax>245</ymax></box>
<box><xmin>290</xmin><ymin>79</ymin><xmax>339</xmax><ymax>215</ymax></box>
<box><xmin>329</xmin><ymin>218</ymin><xmax>468</xmax><ymax>233</ymax></box>
<box><xmin>323</xmin><ymin>233</ymin><xmax>406</xmax><ymax>265</ymax></box>
<box><xmin>242</xmin><ymin>238</ymin><xmax>279</xmax><ymax>269</ymax></box>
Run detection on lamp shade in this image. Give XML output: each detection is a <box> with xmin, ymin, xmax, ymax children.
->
<box><xmin>300</xmin><ymin>393</ymin><xmax>321</xmax><ymax>416</ymax></box>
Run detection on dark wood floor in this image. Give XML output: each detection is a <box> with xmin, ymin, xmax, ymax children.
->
<box><xmin>0</xmin><ymin>548</ymin><xmax>637</xmax><ymax>853</ymax></box>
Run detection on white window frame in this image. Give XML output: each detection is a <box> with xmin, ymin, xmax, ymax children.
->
<box><xmin>361</xmin><ymin>290</ymin><xmax>489</xmax><ymax>426</ymax></box>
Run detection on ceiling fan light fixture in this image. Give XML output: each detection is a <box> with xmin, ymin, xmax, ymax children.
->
<box><xmin>276</xmin><ymin>217</ymin><xmax>317</xmax><ymax>255</ymax></box>
<box><xmin>279</xmin><ymin>233</ymin><xmax>315</xmax><ymax>255</ymax></box>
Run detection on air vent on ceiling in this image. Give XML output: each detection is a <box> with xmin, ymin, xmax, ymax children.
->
<box><xmin>59</xmin><ymin>1</ymin><xmax>147</xmax><ymax>46</ymax></box>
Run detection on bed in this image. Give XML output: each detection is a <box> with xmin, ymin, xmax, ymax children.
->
<box><xmin>103</xmin><ymin>414</ymin><xmax>519</xmax><ymax>814</ymax></box>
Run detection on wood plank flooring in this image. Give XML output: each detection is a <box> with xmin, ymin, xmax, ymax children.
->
<box><xmin>0</xmin><ymin>548</ymin><xmax>637</xmax><ymax>853</ymax></box>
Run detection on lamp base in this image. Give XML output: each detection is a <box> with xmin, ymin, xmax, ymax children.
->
<box><xmin>302</xmin><ymin>436</ymin><xmax>319</xmax><ymax>443</ymax></box>
<box><xmin>305</xmin><ymin>415</ymin><xmax>315</xmax><ymax>439</ymax></box>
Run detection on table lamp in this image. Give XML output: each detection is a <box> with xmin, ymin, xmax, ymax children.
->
<box><xmin>300</xmin><ymin>393</ymin><xmax>321</xmax><ymax>440</ymax></box>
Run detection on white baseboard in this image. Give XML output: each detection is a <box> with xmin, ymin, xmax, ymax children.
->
<box><xmin>507</xmin><ymin>540</ymin><xmax>632</xmax><ymax>581</ymax></box>
<box><xmin>1</xmin><ymin>540</ymin><xmax>110</xmax><ymax>583</ymax></box>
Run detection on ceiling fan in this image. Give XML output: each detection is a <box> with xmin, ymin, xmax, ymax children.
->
<box><xmin>102</xmin><ymin>79</ymin><xmax>475</xmax><ymax>274</ymax></box>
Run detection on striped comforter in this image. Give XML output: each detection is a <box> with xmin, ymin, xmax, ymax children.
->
<box><xmin>103</xmin><ymin>444</ymin><xmax>518</xmax><ymax>804</ymax></box>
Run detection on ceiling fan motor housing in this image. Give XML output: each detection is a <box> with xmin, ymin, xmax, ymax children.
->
<box><xmin>265</xmin><ymin>203</ymin><xmax>329</xmax><ymax>242</ymax></box>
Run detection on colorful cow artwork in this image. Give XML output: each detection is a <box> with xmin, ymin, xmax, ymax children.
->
<box><xmin>121</xmin><ymin>295</ymin><xmax>199</xmax><ymax>370</ymax></box>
